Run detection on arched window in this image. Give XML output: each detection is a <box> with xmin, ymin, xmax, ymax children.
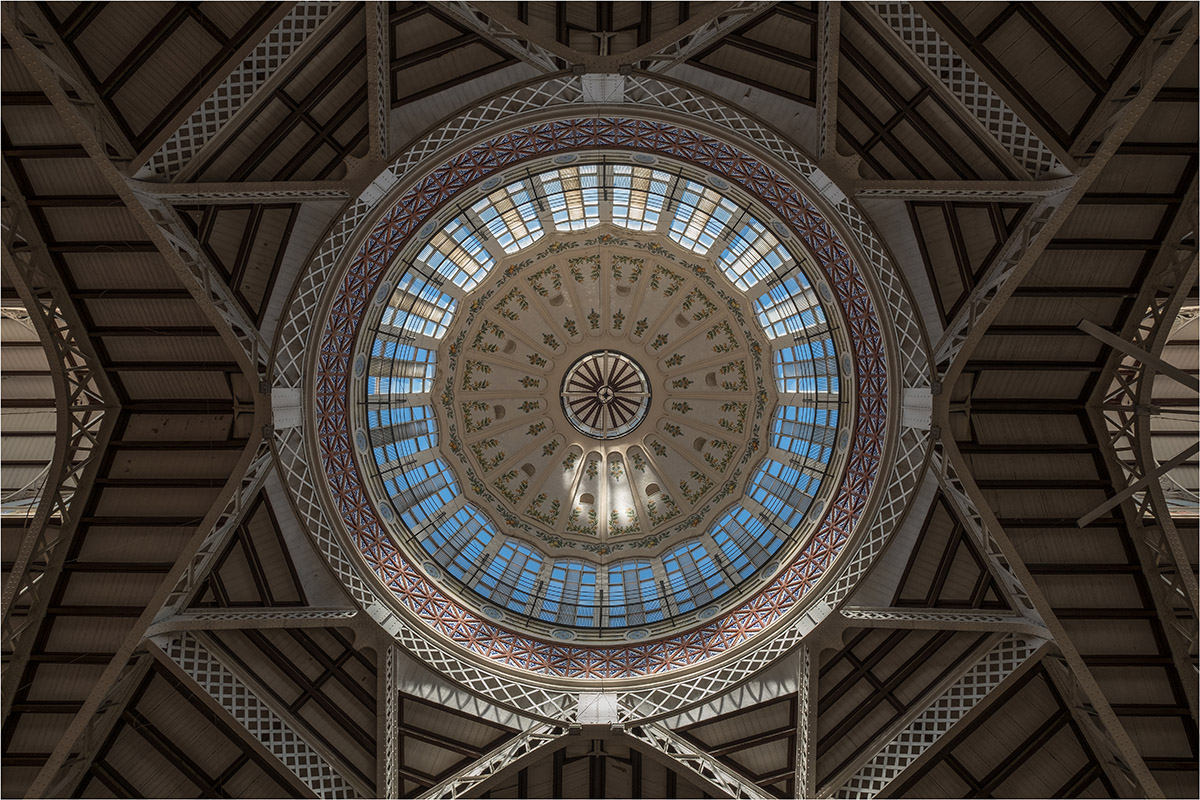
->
<box><xmin>709</xmin><ymin>505</ymin><xmax>783</xmax><ymax>579</ymax></box>
<box><xmin>540</xmin><ymin>560</ymin><xmax>598</xmax><ymax>626</ymax></box>
<box><xmin>381</xmin><ymin>272</ymin><xmax>457</xmax><ymax>340</ymax></box>
<box><xmin>415</xmin><ymin>216</ymin><xmax>495</xmax><ymax>291</ymax></box>
<box><xmin>771</xmin><ymin>405</ymin><xmax>837</xmax><ymax>465</ymax></box>
<box><xmin>774</xmin><ymin>337</ymin><xmax>838</xmax><ymax>394</ymax></box>
<box><xmin>611</xmin><ymin>164</ymin><xmax>670</xmax><ymax>231</ymax></box>
<box><xmin>607</xmin><ymin>560</ymin><xmax>660</xmax><ymax>626</ymax></box>
<box><xmin>536</xmin><ymin>165</ymin><xmax>600</xmax><ymax>231</ymax></box>
<box><xmin>420</xmin><ymin>504</ymin><xmax>494</xmax><ymax>581</ymax></box>
<box><xmin>668</xmin><ymin>180</ymin><xmax>739</xmax><ymax>254</ymax></box>
<box><xmin>747</xmin><ymin>459</ymin><xmax>819</xmax><ymax>531</ymax></box>
<box><xmin>368</xmin><ymin>341</ymin><xmax>436</xmax><ymax>395</ymax></box>
<box><xmin>472</xmin><ymin>180</ymin><xmax>543</xmax><ymax>252</ymax></box>
<box><xmin>754</xmin><ymin>275</ymin><xmax>826</xmax><ymax>340</ymax></box>
<box><xmin>718</xmin><ymin>216</ymin><xmax>793</xmax><ymax>290</ymax></box>
<box><xmin>661</xmin><ymin>540</ymin><xmax>728</xmax><ymax>613</ymax></box>
<box><xmin>393</xmin><ymin>458</ymin><xmax>458</xmax><ymax>527</ymax></box>
<box><xmin>477</xmin><ymin>540</ymin><xmax>543</xmax><ymax>614</ymax></box>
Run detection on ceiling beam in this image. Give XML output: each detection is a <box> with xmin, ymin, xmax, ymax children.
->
<box><xmin>930</xmin><ymin>4</ymin><xmax>1197</xmax><ymax>384</ymax></box>
<box><xmin>0</xmin><ymin>165</ymin><xmax>119</xmax><ymax>724</ymax></box>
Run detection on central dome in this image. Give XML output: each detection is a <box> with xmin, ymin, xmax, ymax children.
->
<box><xmin>352</xmin><ymin>151</ymin><xmax>855</xmax><ymax>645</ymax></box>
<box><xmin>561</xmin><ymin>350</ymin><xmax>651</xmax><ymax>439</ymax></box>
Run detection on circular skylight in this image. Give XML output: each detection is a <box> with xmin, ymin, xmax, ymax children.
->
<box><xmin>561</xmin><ymin>351</ymin><xmax>651</xmax><ymax>440</ymax></box>
<box><xmin>353</xmin><ymin>153</ymin><xmax>852</xmax><ymax>642</ymax></box>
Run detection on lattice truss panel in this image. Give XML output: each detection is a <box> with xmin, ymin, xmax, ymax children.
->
<box><xmin>139</xmin><ymin>2</ymin><xmax>340</xmax><ymax>180</ymax></box>
<box><xmin>870</xmin><ymin>2</ymin><xmax>1061</xmax><ymax>178</ymax></box>
<box><xmin>160</xmin><ymin>632</ymin><xmax>360</xmax><ymax>799</ymax></box>
<box><xmin>836</xmin><ymin>635</ymin><xmax>1045</xmax><ymax>799</ymax></box>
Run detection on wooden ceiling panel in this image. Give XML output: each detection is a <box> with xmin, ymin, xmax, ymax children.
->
<box><xmin>73</xmin><ymin>664</ymin><xmax>300</xmax><ymax>799</ymax></box>
<box><xmin>206</xmin><ymin>627</ymin><xmax>377</xmax><ymax>794</ymax></box>
<box><xmin>192</xmin><ymin>494</ymin><xmax>306</xmax><ymax>609</ymax></box>
<box><xmin>51</xmin><ymin>2</ymin><xmax>280</xmax><ymax>151</ymax></box>
<box><xmin>969</xmin><ymin>368</ymin><xmax>1094</xmax><ymax>400</ymax></box>
<box><xmin>923</xmin><ymin>3</ymin><xmax>1147</xmax><ymax>150</ymax></box>
<box><xmin>893</xmin><ymin>495</ymin><xmax>1009</xmax><ymax>609</ymax></box>
<box><xmin>71</xmin><ymin>524</ymin><xmax>194</xmax><ymax>565</ymax></box>
<box><xmin>893</xmin><ymin>666</ymin><xmax>1113</xmax><ymax>799</ymax></box>
<box><xmin>688</xmin><ymin>4</ymin><xmax>817</xmax><ymax>105</ymax></box>
<box><xmin>99</xmin><ymin>334</ymin><xmax>239</xmax><ymax>365</ymax></box>
<box><xmin>817</xmin><ymin>629</ymin><xmax>990</xmax><ymax>788</ymax></box>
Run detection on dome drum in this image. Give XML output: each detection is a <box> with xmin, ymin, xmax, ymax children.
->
<box><xmin>298</xmin><ymin>103</ymin><xmax>914</xmax><ymax>683</ymax></box>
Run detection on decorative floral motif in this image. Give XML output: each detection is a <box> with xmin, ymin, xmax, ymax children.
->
<box><xmin>494</xmin><ymin>286</ymin><xmax>528</xmax><ymax>320</ymax></box>
<box><xmin>527</xmin><ymin>493</ymin><xmax>561</xmax><ymax>525</ymax></box>
<box><xmin>494</xmin><ymin>469</ymin><xmax>529</xmax><ymax>504</ymax></box>
<box><xmin>650</xmin><ymin>265</ymin><xmax>684</xmax><ymax>296</ymax></box>
<box><xmin>719</xmin><ymin>402</ymin><xmax>748</xmax><ymax>434</ymax></box>
<box><xmin>719</xmin><ymin>360</ymin><xmax>748</xmax><ymax>391</ymax></box>
<box><xmin>611</xmin><ymin>254</ymin><xmax>643</xmax><ymax>282</ymax></box>
<box><xmin>680</xmin><ymin>470</ymin><xmax>715</xmax><ymax>504</ymax></box>
<box><xmin>707</xmin><ymin>320</ymin><xmax>740</xmax><ymax>353</ymax></box>
<box><xmin>611</xmin><ymin>310</ymin><xmax>625</xmax><ymax>331</ymax></box>
<box><xmin>563</xmin><ymin>318</ymin><xmax>579</xmax><ymax>337</ymax></box>
<box><xmin>566</xmin><ymin>506</ymin><xmax>598</xmax><ymax>536</ymax></box>
<box><xmin>703</xmin><ymin>439</ymin><xmax>737</xmax><ymax>472</ymax></box>
<box><xmin>527</xmin><ymin>265</ymin><xmax>562</xmax><ymax>296</ymax></box>
<box><xmin>469</xmin><ymin>438</ymin><xmax>504</xmax><ymax>471</ymax></box>
<box><xmin>682</xmin><ymin>287</ymin><xmax>718</xmax><ymax>320</ymax></box>
<box><xmin>462</xmin><ymin>360</ymin><xmax>491</xmax><ymax>390</ymax></box>
<box><xmin>568</xmin><ymin>254</ymin><xmax>601</xmax><ymax>282</ymax></box>
<box><xmin>461</xmin><ymin>401</ymin><xmax>492</xmax><ymax>433</ymax></box>
<box><xmin>609</xmin><ymin>507</ymin><xmax>640</xmax><ymax>536</ymax></box>
<box><xmin>645</xmin><ymin>494</ymin><xmax>680</xmax><ymax>525</ymax></box>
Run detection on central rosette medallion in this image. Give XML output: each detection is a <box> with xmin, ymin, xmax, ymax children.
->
<box><xmin>439</xmin><ymin>232</ymin><xmax>771</xmax><ymax>553</ymax></box>
<box><xmin>561</xmin><ymin>350</ymin><xmax>651</xmax><ymax>439</ymax></box>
